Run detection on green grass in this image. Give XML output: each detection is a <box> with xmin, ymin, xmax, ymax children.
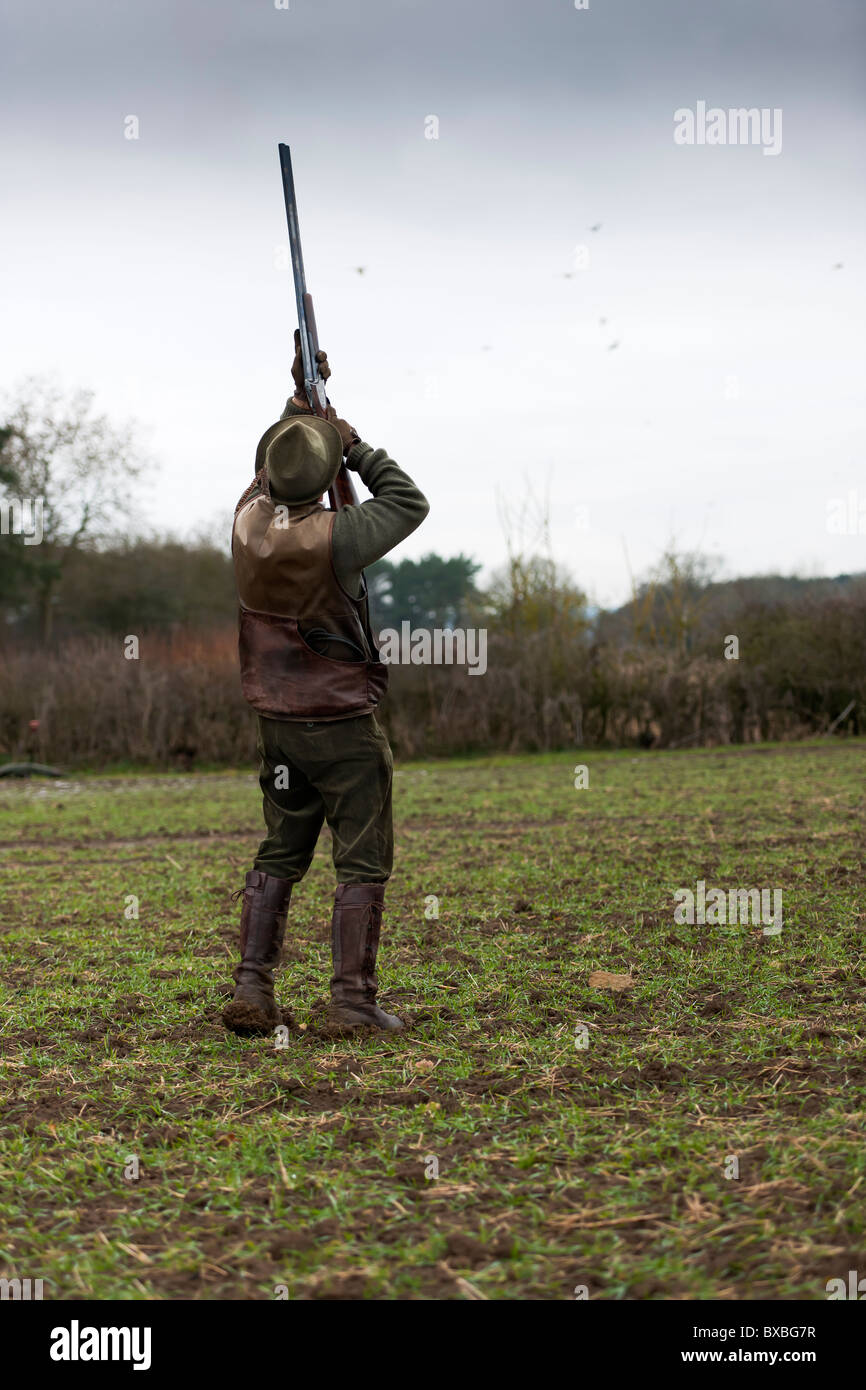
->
<box><xmin>1</xmin><ymin>740</ymin><xmax>864</xmax><ymax>1300</ymax></box>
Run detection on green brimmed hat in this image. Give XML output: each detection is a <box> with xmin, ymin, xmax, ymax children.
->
<box><xmin>255</xmin><ymin>415</ymin><xmax>343</xmax><ymax>504</ymax></box>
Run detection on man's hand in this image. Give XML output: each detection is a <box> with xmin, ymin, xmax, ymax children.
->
<box><xmin>325</xmin><ymin>406</ymin><xmax>362</xmax><ymax>456</ymax></box>
<box><xmin>291</xmin><ymin>327</ymin><xmax>330</xmax><ymax>406</ymax></box>
<box><xmin>289</xmin><ymin>332</ymin><xmax>359</xmax><ymax>451</ymax></box>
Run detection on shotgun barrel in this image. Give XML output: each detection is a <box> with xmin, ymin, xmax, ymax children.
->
<box><xmin>277</xmin><ymin>143</ymin><xmax>358</xmax><ymax>510</ymax></box>
<box><xmin>278</xmin><ymin>144</ymin><xmax>326</xmax><ymax>414</ymax></box>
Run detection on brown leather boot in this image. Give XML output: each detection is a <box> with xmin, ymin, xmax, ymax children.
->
<box><xmin>328</xmin><ymin>882</ymin><xmax>403</xmax><ymax>1031</ymax></box>
<box><xmin>222</xmin><ymin>870</ymin><xmax>292</xmax><ymax>1035</ymax></box>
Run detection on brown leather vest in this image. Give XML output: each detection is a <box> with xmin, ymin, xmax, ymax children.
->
<box><xmin>232</xmin><ymin>491</ymin><xmax>388</xmax><ymax>721</ymax></box>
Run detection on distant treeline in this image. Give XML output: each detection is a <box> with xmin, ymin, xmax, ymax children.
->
<box><xmin>3</xmin><ymin>379</ymin><xmax>861</xmax><ymax>765</ymax></box>
<box><xmin>0</xmin><ymin>539</ymin><xmax>863</xmax><ymax>766</ymax></box>
<box><xmin>0</xmin><ymin>535</ymin><xmax>482</xmax><ymax>643</ymax></box>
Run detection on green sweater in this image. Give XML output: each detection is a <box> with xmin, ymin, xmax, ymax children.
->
<box><xmin>271</xmin><ymin>400</ymin><xmax>429</xmax><ymax>598</ymax></box>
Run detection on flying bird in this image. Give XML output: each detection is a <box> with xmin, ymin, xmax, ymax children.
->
<box><xmin>589</xmin><ymin>222</ymin><xmax>602</xmax><ymax>232</ymax></box>
<box><xmin>607</xmin><ymin>341</ymin><xmax>619</xmax><ymax>351</ymax></box>
<box><xmin>354</xmin><ymin>266</ymin><xmax>366</xmax><ymax>276</ymax></box>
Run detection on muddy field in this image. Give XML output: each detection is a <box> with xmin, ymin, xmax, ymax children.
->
<box><xmin>0</xmin><ymin>742</ymin><xmax>864</xmax><ymax>1300</ymax></box>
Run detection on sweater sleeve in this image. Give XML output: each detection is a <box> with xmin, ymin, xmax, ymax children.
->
<box><xmin>331</xmin><ymin>443</ymin><xmax>429</xmax><ymax>595</ymax></box>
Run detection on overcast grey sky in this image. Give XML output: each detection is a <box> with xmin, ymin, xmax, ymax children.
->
<box><xmin>2</xmin><ymin>0</ymin><xmax>864</xmax><ymax>604</ymax></box>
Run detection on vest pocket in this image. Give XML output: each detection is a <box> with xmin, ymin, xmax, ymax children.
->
<box><xmin>299</xmin><ymin>627</ymin><xmax>366</xmax><ymax>663</ymax></box>
<box><xmin>239</xmin><ymin>609</ymin><xmax>388</xmax><ymax>719</ymax></box>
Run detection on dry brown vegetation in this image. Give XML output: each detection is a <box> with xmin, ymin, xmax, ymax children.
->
<box><xmin>1</xmin><ymin>569</ymin><xmax>863</xmax><ymax>768</ymax></box>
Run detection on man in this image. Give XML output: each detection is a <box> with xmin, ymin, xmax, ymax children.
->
<box><xmin>223</xmin><ymin>336</ymin><xmax>429</xmax><ymax>1036</ymax></box>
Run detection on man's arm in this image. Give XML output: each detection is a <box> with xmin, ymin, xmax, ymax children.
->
<box><xmin>280</xmin><ymin>397</ymin><xmax>318</xmax><ymax>422</ymax></box>
<box><xmin>280</xmin><ymin>394</ymin><xmax>428</xmax><ymax>590</ymax></box>
<box><xmin>332</xmin><ymin>443</ymin><xmax>429</xmax><ymax>597</ymax></box>
<box><xmin>279</xmin><ymin>340</ymin><xmax>429</xmax><ymax>589</ymax></box>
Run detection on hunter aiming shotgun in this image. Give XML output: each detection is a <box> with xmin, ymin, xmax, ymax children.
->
<box><xmin>278</xmin><ymin>142</ymin><xmax>358</xmax><ymax>511</ymax></box>
<box><xmin>222</xmin><ymin>144</ymin><xmax>430</xmax><ymax>1037</ymax></box>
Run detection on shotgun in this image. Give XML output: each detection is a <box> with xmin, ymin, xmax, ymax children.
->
<box><xmin>278</xmin><ymin>143</ymin><xmax>358</xmax><ymax>511</ymax></box>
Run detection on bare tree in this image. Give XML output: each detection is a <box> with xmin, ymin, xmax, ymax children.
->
<box><xmin>2</xmin><ymin>377</ymin><xmax>147</xmax><ymax>641</ymax></box>
<box><xmin>620</xmin><ymin>540</ymin><xmax>719</xmax><ymax>655</ymax></box>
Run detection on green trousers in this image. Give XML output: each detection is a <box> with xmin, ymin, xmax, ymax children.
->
<box><xmin>253</xmin><ymin>713</ymin><xmax>394</xmax><ymax>884</ymax></box>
